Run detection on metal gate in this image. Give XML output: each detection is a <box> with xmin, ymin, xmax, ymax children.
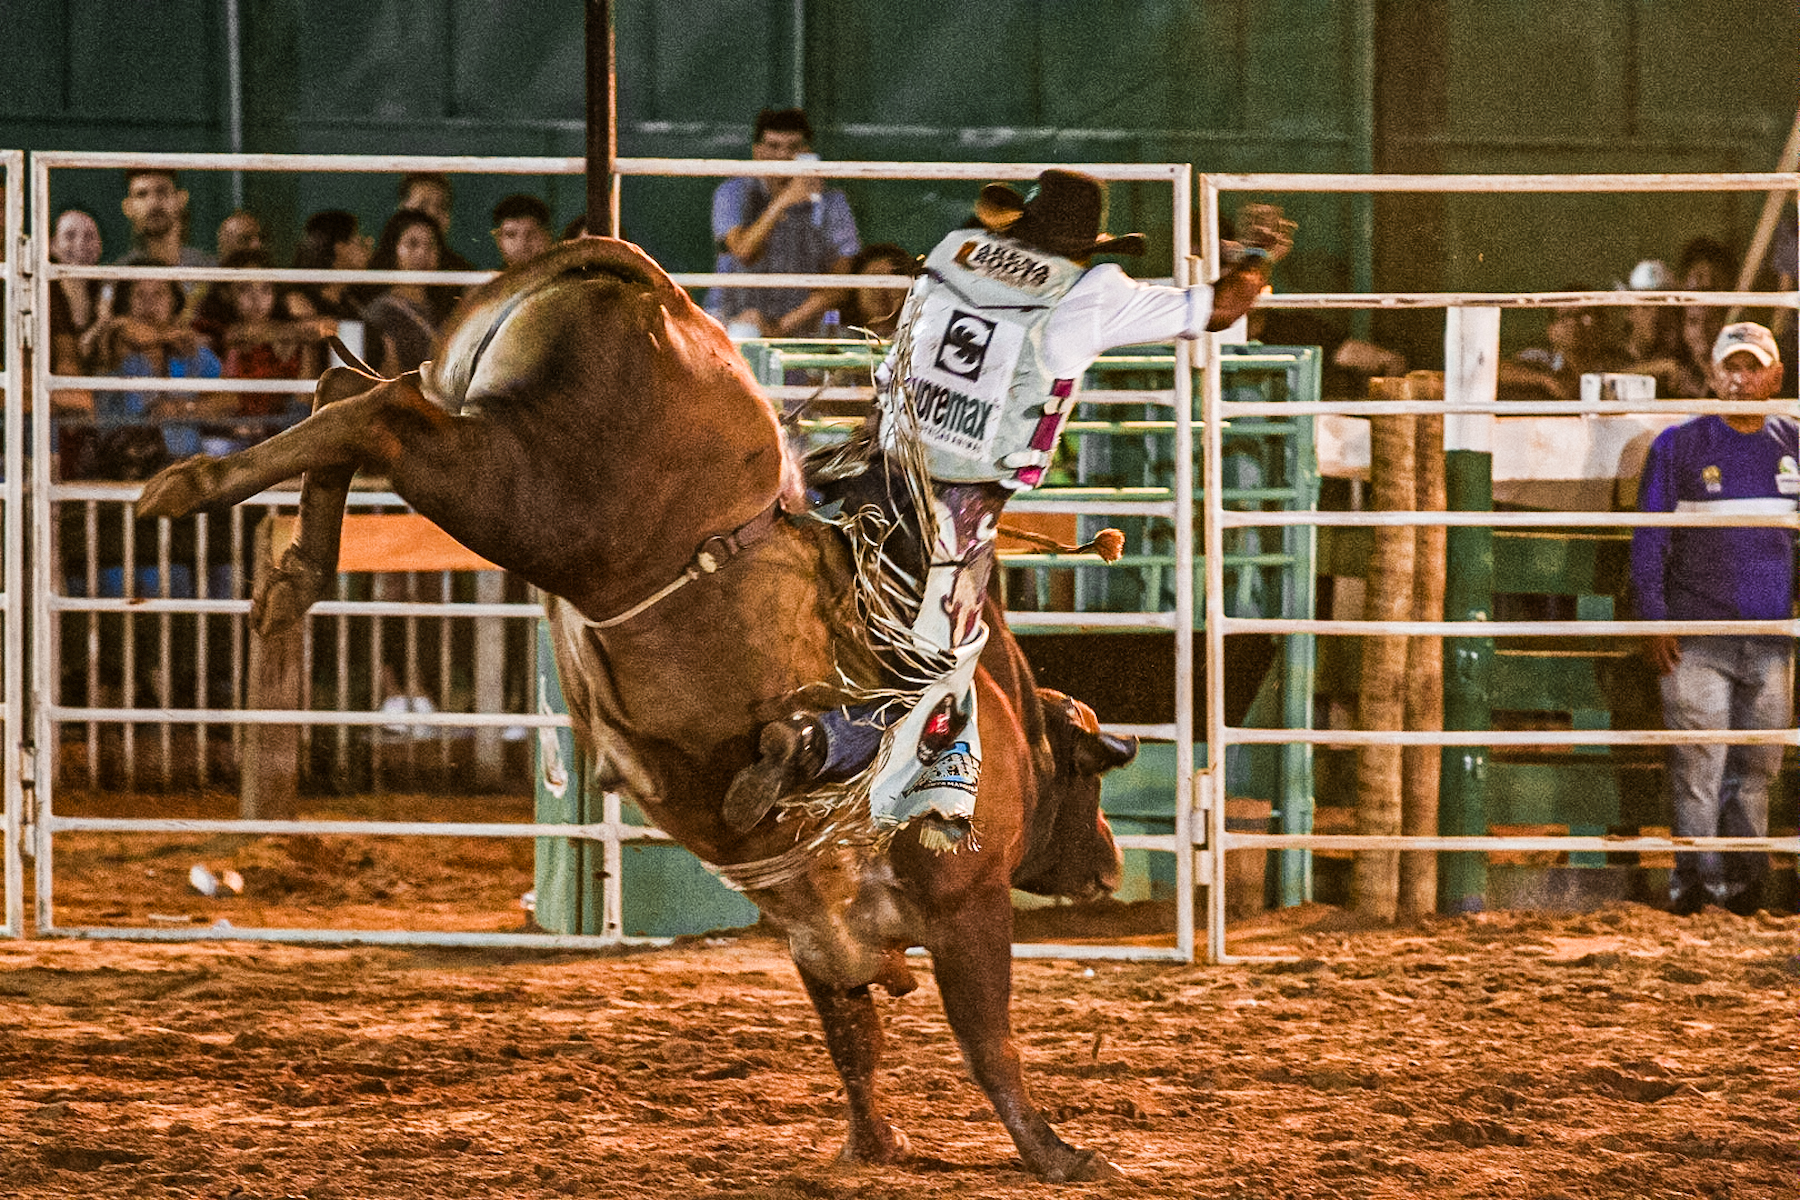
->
<box><xmin>17</xmin><ymin>150</ymin><xmax>1204</xmax><ymax>958</ymax></box>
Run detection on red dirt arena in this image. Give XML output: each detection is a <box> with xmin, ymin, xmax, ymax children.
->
<box><xmin>3</xmin><ymin>807</ymin><xmax>1795</xmax><ymax>1199</ymax></box>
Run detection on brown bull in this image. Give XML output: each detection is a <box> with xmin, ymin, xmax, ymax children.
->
<box><xmin>139</xmin><ymin>238</ymin><xmax>1131</xmax><ymax>1182</ymax></box>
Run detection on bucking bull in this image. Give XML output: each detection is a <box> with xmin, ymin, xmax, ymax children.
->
<box><xmin>139</xmin><ymin>238</ymin><xmax>1138</xmax><ymax>1182</ymax></box>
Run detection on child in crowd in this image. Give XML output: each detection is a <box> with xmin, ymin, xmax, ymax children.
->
<box><xmin>215</xmin><ymin>248</ymin><xmax>339</xmax><ymax>451</ymax></box>
<box><xmin>81</xmin><ymin>277</ymin><xmax>223</xmax><ymax>476</ymax></box>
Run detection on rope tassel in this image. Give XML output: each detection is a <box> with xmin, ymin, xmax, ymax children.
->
<box><xmin>996</xmin><ymin>524</ymin><xmax>1126</xmax><ymax>562</ymax></box>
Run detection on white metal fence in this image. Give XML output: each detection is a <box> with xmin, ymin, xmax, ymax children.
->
<box><xmin>21</xmin><ymin>150</ymin><xmax>1199</xmax><ymax>957</ymax></box>
<box><xmin>9</xmin><ymin>151</ymin><xmax>1800</xmax><ymax>961</ymax></box>
<box><xmin>1197</xmin><ymin>169</ymin><xmax>1800</xmax><ymax>963</ymax></box>
<box><xmin>2</xmin><ymin>150</ymin><xmax>24</xmax><ymax>939</ymax></box>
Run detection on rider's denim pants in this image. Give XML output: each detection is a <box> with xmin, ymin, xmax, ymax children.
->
<box><xmin>1659</xmin><ymin>636</ymin><xmax>1791</xmax><ymax>904</ymax></box>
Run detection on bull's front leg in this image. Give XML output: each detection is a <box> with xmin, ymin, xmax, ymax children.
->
<box><xmin>924</xmin><ymin>885</ymin><xmax>1123</xmax><ymax>1183</ymax></box>
<box><xmin>137</xmin><ymin>368</ymin><xmax>428</xmax><ymax>522</ymax></box>
<box><xmin>795</xmin><ymin>964</ymin><xmax>910</xmax><ymax>1165</ymax></box>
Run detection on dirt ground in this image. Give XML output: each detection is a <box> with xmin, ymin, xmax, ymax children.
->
<box><xmin>4</xmin><ymin>791</ymin><xmax>1798</xmax><ymax>1198</ymax></box>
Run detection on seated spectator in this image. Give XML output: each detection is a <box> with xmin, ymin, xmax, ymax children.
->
<box><xmin>83</xmin><ymin>277</ymin><xmax>224</xmax><ymax>475</ymax></box>
<box><xmin>1615</xmin><ymin>258</ymin><xmax>1702</xmax><ymax>397</ymax></box>
<box><xmin>362</xmin><ymin>209</ymin><xmax>453</xmax><ymax>376</ymax></box>
<box><xmin>48</xmin><ymin>207</ymin><xmax>105</xmax><ymax>381</ymax></box>
<box><xmin>395</xmin><ymin>171</ymin><xmax>477</xmax><ymax>272</ymax></box>
<box><xmin>1673</xmin><ymin>236</ymin><xmax>1738</xmax><ymax>399</ymax></box>
<box><xmin>836</xmin><ymin>242</ymin><xmax>915</xmax><ymax>340</ymax></box>
<box><xmin>216</xmin><ymin>209</ymin><xmax>266</xmax><ymax>262</ymax></box>
<box><xmin>48</xmin><ymin>206</ymin><xmax>106</xmax><ymax>477</ymax></box>
<box><xmin>1498</xmin><ymin>293</ymin><xmax>1624</xmax><ymax>400</ymax></box>
<box><xmin>115</xmin><ymin>169</ymin><xmax>214</xmax><ymax>268</ymax></box>
<box><xmin>288</xmin><ymin>209</ymin><xmax>374</xmax><ymax>321</ymax></box>
<box><xmin>216</xmin><ymin>248</ymin><xmax>337</xmax><ymax>447</ymax></box>
<box><xmin>491</xmin><ymin>194</ymin><xmax>555</xmax><ymax>268</ymax></box>
<box><xmin>708</xmin><ymin>107</ymin><xmax>859</xmax><ymax>337</ymax></box>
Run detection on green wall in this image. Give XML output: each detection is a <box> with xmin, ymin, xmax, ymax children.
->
<box><xmin>5</xmin><ymin>1</ymin><xmax>1794</xmax><ymax>361</ymax></box>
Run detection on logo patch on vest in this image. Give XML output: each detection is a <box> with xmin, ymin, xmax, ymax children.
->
<box><xmin>904</xmin><ymin>289</ymin><xmax>1029</xmax><ymax>465</ymax></box>
<box><xmin>934</xmin><ymin>311</ymin><xmax>996</xmax><ymax>380</ymax></box>
<box><xmin>1702</xmin><ymin>465</ymin><xmax>1722</xmax><ymax>494</ymax></box>
<box><xmin>954</xmin><ymin>239</ymin><xmax>1055</xmax><ymax>290</ymax></box>
<box><xmin>1779</xmin><ymin>455</ymin><xmax>1800</xmax><ymax>495</ymax></box>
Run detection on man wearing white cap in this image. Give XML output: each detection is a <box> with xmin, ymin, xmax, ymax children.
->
<box><xmin>1631</xmin><ymin>322</ymin><xmax>1794</xmax><ymax>916</ymax></box>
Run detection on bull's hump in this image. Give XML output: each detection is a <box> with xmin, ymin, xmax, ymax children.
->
<box><xmin>433</xmin><ymin>239</ymin><xmax>672</xmax><ymax>411</ymax></box>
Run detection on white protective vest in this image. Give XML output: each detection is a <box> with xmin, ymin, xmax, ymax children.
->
<box><xmin>882</xmin><ymin>230</ymin><xmax>1090</xmax><ymax>488</ymax></box>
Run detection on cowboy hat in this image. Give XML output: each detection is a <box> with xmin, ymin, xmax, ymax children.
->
<box><xmin>973</xmin><ymin>169</ymin><xmax>1146</xmax><ymax>260</ymax></box>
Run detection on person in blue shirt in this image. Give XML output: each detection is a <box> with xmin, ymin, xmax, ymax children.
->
<box><xmin>707</xmin><ymin>108</ymin><xmax>860</xmax><ymax>338</ymax></box>
<box><xmin>1631</xmin><ymin>322</ymin><xmax>1795</xmax><ymax>916</ymax></box>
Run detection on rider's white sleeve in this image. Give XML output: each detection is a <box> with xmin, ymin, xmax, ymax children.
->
<box><xmin>1041</xmin><ymin>264</ymin><xmax>1214</xmax><ymax>380</ymax></box>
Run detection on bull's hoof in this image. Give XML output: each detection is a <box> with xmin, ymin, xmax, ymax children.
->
<box><xmin>837</xmin><ymin>1125</ymin><xmax>910</xmax><ymax>1166</ymax></box>
<box><xmin>1044</xmin><ymin>1148</ymin><xmax>1127</xmax><ymax>1185</ymax></box>
<box><xmin>137</xmin><ymin>459</ymin><xmax>216</xmax><ymax>520</ymax></box>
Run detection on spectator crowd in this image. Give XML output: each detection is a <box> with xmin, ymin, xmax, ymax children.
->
<box><xmin>43</xmin><ymin>119</ymin><xmax>1795</xmax><ymax>488</ymax></box>
<box><xmin>46</xmin><ymin>168</ymin><xmax>564</xmax><ymax>479</ymax></box>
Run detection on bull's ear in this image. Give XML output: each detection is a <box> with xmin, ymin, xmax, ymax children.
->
<box><xmin>1073</xmin><ymin>730</ymin><xmax>1138</xmax><ymax>776</ymax></box>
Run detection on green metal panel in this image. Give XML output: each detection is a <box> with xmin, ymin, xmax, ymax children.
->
<box><xmin>1487</xmin><ymin>762</ymin><xmax>1620</xmax><ymax>829</ymax></box>
<box><xmin>1440</xmin><ymin>447</ymin><xmax>1493</xmax><ymax>913</ymax></box>
<box><xmin>532</xmin><ymin>619</ymin><xmax>758</xmax><ymax>938</ymax></box>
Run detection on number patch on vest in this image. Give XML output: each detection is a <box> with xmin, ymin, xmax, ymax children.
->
<box><xmin>907</xmin><ymin>291</ymin><xmax>1027</xmax><ymax>463</ymax></box>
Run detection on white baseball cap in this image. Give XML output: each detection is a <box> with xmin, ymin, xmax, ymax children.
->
<box><xmin>1620</xmin><ymin>259</ymin><xmax>1673</xmax><ymax>291</ymax></box>
<box><xmin>1712</xmin><ymin>322</ymin><xmax>1780</xmax><ymax>367</ymax></box>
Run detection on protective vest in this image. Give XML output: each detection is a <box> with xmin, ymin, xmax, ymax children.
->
<box><xmin>882</xmin><ymin>230</ymin><xmax>1089</xmax><ymax>488</ymax></box>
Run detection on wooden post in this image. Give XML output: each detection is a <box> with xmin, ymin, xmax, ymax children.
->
<box><xmin>242</xmin><ymin>515</ymin><xmax>301</xmax><ymax>820</ymax></box>
<box><xmin>473</xmin><ymin>571</ymin><xmax>507</xmax><ymax>788</ymax></box>
<box><xmin>1401</xmin><ymin>371</ymin><xmax>1446</xmax><ymax>920</ymax></box>
<box><xmin>1353</xmin><ymin>376</ymin><xmax>1416</xmax><ymax>923</ymax></box>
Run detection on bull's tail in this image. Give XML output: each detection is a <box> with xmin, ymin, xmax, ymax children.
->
<box><xmin>249</xmin><ymin>361</ymin><xmax>382</xmax><ymax>637</ymax></box>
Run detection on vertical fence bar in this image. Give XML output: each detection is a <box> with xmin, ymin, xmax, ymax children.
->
<box><xmin>3</xmin><ymin>151</ymin><xmax>23</xmax><ymax>936</ymax></box>
<box><xmin>122</xmin><ymin>505</ymin><xmax>136</xmax><ymax>788</ymax></box>
<box><xmin>195</xmin><ymin>511</ymin><xmax>210</xmax><ymax>786</ymax></box>
<box><xmin>230</xmin><ymin>504</ymin><xmax>245</xmax><ymax>766</ymax></box>
<box><xmin>336</xmin><ymin>573</ymin><xmax>350</xmax><ymax>786</ymax></box>
<box><xmin>1173</xmin><ymin>166</ymin><xmax>1196</xmax><ymax>963</ymax></box>
<box><xmin>1197</xmin><ymin>174</ymin><xmax>1230</xmax><ymax>964</ymax></box>
<box><xmin>31</xmin><ymin>153</ymin><xmax>56</xmax><ymax>933</ymax></box>
<box><xmin>84</xmin><ymin>501</ymin><xmax>98</xmax><ymax>788</ymax></box>
<box><xmin>157</xmin><ymin>517</ymin><xmax>172</xmax><ymax>787</ymax></box>
<box><xmin>438</xmin><ymin>571</ymin><xmax>453</xmax><ymax>774</ymax></box>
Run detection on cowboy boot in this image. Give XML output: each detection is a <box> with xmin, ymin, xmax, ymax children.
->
<box><xmin>723</xmin><ymin>712</ymin><xmax>828</xmax><ymax>832</ymax></box>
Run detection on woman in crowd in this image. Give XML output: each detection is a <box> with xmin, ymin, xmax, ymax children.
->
<box><xmin>1497</xmin><ymin>293</ymin><xmax>1624</xmax><ymax>401</ymax></box>
<box><xmin>361</xmin><ymin>209</ymin><xmax>454</xmax><ymax>376</ymax></box>
<box><xmin>47</xmin><ymin>208</ymin><xmax>106</xmax><ymax>474</ymax></box>
<box><xmin>49</xmin><ymin>207</ymin><xmax>106</xmax><ymax>379</ymax></box>
<box><xmin>837</xmin><ymin>242</ymin><xmax>915</xmax><ymax>341</ymax></box>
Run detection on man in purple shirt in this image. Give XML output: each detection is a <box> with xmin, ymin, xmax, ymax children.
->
<box><xmin>1631</xmin><ymin>322</ymin><xmax>1796</xmax><ymax>916</ymax></box>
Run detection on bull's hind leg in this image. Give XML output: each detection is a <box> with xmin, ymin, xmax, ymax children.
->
<box><xmin>796</xmin><ymin>966</ymin><xmax>910</xmax><ymax>1165</ymax></box>
<box><xmin>925</xmin><ymin>886</ymin><xmax>1123</xmax><ymax>1183</ymax></box>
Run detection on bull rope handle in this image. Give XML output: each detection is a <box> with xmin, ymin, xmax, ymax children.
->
<box><xmin>995</xmin><ymin>525</ymin><xmax>1125</xmax><ymax>563</ymax></box>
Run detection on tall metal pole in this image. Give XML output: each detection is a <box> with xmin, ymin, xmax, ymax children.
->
<box><xmin>586</xmin><ymin>0</ymin><xmax>619</xmax><ymax>236</ymax></box>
